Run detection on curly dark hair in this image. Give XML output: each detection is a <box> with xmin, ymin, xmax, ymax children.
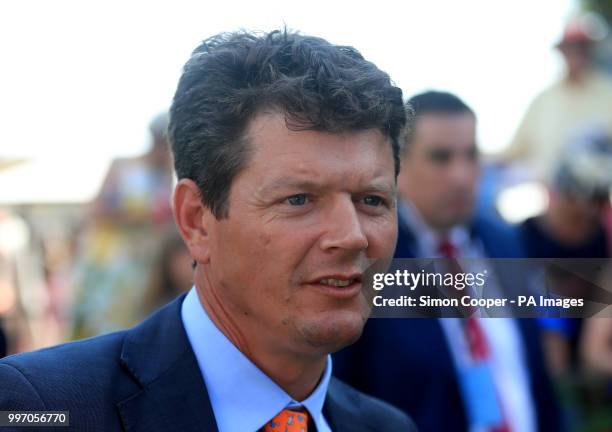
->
<box><xmin>168</xmin><ymin>29</ymin><xmax>407</xmax><ymax>218</ymax></box>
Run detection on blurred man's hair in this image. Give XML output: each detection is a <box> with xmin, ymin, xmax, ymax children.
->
<box><xmin>403</xmin><ymin>90</ymin><xmax>475</xmax><ymax>151</ymax></box>
<box><xmin>407</xmin><ymin>90</ymin><xmax>474</xmax><ymax>118</ymax></box>
<box><xmin>554</xmin><ymin>126</ymin><xmax>612</xmax><ymax>202</ymax></box>
<box><xmin>168</xmin><ymin>29</ymin><xmax>407</xmax><ymax>218</ymax></box>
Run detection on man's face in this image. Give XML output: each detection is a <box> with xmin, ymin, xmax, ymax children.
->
<box><xmin>203</xmin><ymin>112</ymin><xmax>397</xmax><ymax>356</ymax></box>
<box><xmin>555</xmin><ymin>190</ymin><xmax>610</xmax><ymax>224</ymax></box>
<box><xmin>398</xmin><ymin>112</ymin><xmax>479</xmax><ymax>231</ymax></box>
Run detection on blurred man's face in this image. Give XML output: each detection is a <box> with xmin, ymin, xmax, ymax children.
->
<box><xmin>554</xmin><ymin>190</ymin><xmax>610</xmax><ymax>224</ymax></box>
<box><xmin>202</xmin><ymin>112</ymin><xmax>397</xmax><ymax>356</ymax></box>
<box><xmin>398</xmin><ymin>112</ymin><xmax>479</xmax><ymax>231</ymax></box>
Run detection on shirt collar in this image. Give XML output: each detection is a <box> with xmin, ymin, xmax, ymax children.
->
<box><xmin>398</xmin><ymin>199</ymin><xmax>471</xmax><ymax>257</ymax></box>
<box><xmin>181</xmin><ymin>287</ymin><xmax>332</xmax><ymax>432</ymax></box>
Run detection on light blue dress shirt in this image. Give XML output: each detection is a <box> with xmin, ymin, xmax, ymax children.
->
<box><xmin>181</xmin><ymin>287</ymin><xmax>332</xmax><ymax>432</ymax></box>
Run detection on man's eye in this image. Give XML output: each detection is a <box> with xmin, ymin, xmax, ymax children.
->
<box><xmin>466</xmin><ymin>146</ymin><xmax>479</xmax><ymax>161</ymax></box>
<box><xmin>429</xmin><ymin>149</ymin><xmax>452</xmax><ymax>164</ymax></box>
<box><xmin>363</xmin><ymin>196</ymin><xmax>384</xmax><ymax>206</ymax></box>
<box><xmin>286</xmin><ymin>194</ymin><xmax>308</xmax><ymax>206</ymax></box>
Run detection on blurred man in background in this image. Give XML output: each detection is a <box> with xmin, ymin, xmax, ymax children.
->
<box><xmin>520</xmin><ymin>127</ymin><xmax>612</xmax><ymax>260</ymax></box>
<box><xmin>505</xmin><ymin>15</ymin><xmax>612</xmax><ymax>182</ymax></box>
<box><xmin>70</xmin><ymin>113</ymin><xmax>180</xmax><ymax>339</ymax></box>
<box><xmin>520</xmin><ymin>127</ymin><xmax>612</xmax><ymax>430</ymax></box>
<box><xmin>334</xmin><ymin>91</ymin><xmax>561</xmax><ymax>432</ymax></box>
<box><xmin>521</xmin><ymin>128</ymin><xmax>612</xmax><ymax>377</ymax></box>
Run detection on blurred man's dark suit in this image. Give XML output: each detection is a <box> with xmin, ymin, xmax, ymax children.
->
<box><xmin>0</xmin><ymin>294</ymin><xmax>415</xmax><ymax>431</ymax></box>
<box><xmin>334</xmin><ymin>212</ymin><xmax>562</xmax><ymax>432</ymax></box>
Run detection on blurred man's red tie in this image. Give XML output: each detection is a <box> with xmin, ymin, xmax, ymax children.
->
<box><xmin>438</xmin><ymin>237</ymin><xmax>510</xmax><ymax>432</ymax></box>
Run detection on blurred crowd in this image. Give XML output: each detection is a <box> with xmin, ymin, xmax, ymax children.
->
<box><xmin>1</xmin><ymin>13</ymin><xmax>612</xmax><ymax>432</ymax></box>
<box><xmin>0</xmin><ymin>113</ymin><xmax>193</xmax><ymax>353</ymax></box>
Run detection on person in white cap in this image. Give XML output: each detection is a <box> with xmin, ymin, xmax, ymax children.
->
<box><xmin>505</xmin><ymin>15</ymin><xmax>612</xmax><ymax>182</ymax></box>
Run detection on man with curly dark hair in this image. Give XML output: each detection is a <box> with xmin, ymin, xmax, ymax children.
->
<box><xmin>0</xmin><ymin>30</ymin><xmax>416</xmax><ymax>431</ymax></box>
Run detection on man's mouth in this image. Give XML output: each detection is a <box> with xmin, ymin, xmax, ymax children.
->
<box><xmin>318</xmin><ymin>278</ymin><xmax>357</xmax><ymax>287</ymax></box>
<box><xmin>306</xmin><ymin>274</ymin><xmax>364</xmax><ymax>299</ymax></box>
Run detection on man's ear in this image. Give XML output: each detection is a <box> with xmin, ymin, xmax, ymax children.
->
<box><xmin>173</xmin><ymin>179</ymin><xmax>212</xmax><ymax>264</ymax></box>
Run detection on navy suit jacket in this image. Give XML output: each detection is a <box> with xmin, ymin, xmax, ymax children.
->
<box><xmin>334</xmin><ymin>216</ymin><xmax>562</xmax><ymax>432</ymax></box>
<box><xmin>0</xmin><ymin>295</ymin><xmax>416</xmax><ymax>431</ymax></box>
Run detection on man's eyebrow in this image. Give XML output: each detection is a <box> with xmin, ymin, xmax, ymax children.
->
<box><xmin>256</xmin><ymin>178</ymin><xmax>325</xmax><ymax>196</ymax></box>
<box><xmin>257</xmin><ymin>177</ymin><xmax>396</xmax><ymax>196</ymax></box>
<box><xmin>427</xmin><ymin>142</ymin><xmax>477</xmax><ymax>152</ymax></box>
<box><xmin>363</xmin><ymin>181</ymin><xmax>396</xmax><ymax>195</ymax></box>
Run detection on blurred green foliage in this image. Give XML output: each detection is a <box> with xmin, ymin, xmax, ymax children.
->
<box><xmin>582</xmin><ymin>0</ymin><xmax>612</xmax><ymax>22</ymax></box>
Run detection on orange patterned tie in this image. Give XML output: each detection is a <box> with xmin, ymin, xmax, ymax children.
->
<box><xmin>264</xmin><ymin>408</ymin><xmax>309</xmax><ymax>432</ymax></box>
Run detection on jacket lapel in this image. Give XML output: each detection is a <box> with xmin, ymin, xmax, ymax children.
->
<box><xmin>322</xmin><ymin>378</ymin><xmax>370</xmax><ymax>432</ymax></box>
<box><xmin>116</xmin><ymin>294</ymin><xmax>219</xmax><ymax>432</ymax></box>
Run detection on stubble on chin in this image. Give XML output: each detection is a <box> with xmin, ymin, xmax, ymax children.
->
<box><xmin>293</xmin><ymin>311</ymin><xmax>368</xmax><ymax>352</ymax></box>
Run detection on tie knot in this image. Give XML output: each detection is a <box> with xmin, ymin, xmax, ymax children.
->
<box><xmin>264</xmin><ymin>408</ymin><xmax>309</xmax><ymax>432</ymax></box>
<box><xmin>438</xmin><ymin>237</ymin><xmax>458</xmax><ymax>258</ymax></box>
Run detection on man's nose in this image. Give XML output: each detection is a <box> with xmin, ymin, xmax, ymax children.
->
<box><xmin>318</xmin><ymin>197</ymin><xmax>369</xmax><ymax>252</ymax></box>
<box><xmin>448</xmin><ymin>157</ymin><xmax>478</xmax><ymax>187</ymax></box>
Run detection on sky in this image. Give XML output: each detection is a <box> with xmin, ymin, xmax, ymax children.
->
<box><xmin>0</xmin><ymin>0</ymin><xmax>576</xmax><ymax>202</ymax></box>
